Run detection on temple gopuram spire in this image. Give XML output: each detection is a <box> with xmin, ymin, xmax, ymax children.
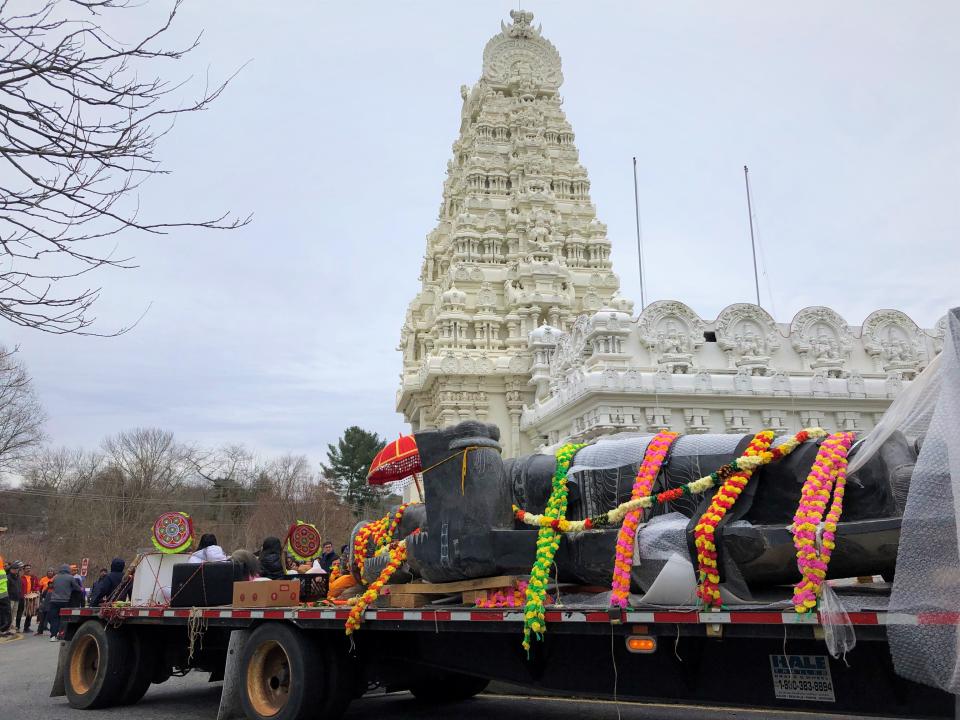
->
<box><xmin>397</xmin><ymin>10</ymin><xmax>628</xmax><ymax>457</ymax></box>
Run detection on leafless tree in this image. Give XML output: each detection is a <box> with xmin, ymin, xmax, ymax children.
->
<box><xmin>0</xmin><ymin>346</ymin><xmax>45</xmax><ymax>473</ymax></box>
<box><xmin>0</xmin><ymin>0</ymin><xmax>249</xmax><ymax>335</ymax></box>
<box><xmin>101</xmin><ymin>427</ymin><xmax>193</xmax><ymax>496</ymax></box>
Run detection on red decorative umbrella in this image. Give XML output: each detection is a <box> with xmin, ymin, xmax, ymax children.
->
<box><xmin>367</xmin><ymin>434</ymin><xmax>421</xmax><ymax>485</ymax></box>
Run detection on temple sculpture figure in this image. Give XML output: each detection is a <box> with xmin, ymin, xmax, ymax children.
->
<box><xmin>396</xmin><ymin>10</ymin><xmax>942</xmax><ymax>482</ymax></box>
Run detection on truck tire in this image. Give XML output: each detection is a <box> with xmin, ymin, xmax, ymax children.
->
<box><xmin>410</xmin><ymin>669</ymin><xmax>490</xmax><ymax>703</ymax></box>
<box><xmin>240</xmin><ymin>623</ymin><xmax>324</xmax><ymax>720</ymax></box>
<box><xmin>116</xmin><ymin>629</ymin><xmax>157</xmax><ymax>706</ymax></box>
<box><xmin>63</xmin><ymin>621</ymin><xmax>131</xmax><ymax>709</ymax></box>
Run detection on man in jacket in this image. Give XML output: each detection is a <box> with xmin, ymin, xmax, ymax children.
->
<box><xmin>319</xmin><ymin>542</ymin><xmax>338</xmax><ymax>573</ymax></box>
<box><xmin>90</xmin><ymin>558</ymin><xmax>127</xmax><ymax>606</ymax></box>
<box><xmin>0</xmin><ymin>558</ymin><xmax>12</xmax><ymax>637</ymax></box>
<box><xmin>48</xmin><ymin>564</ymin><xmax>82</xmax><ymax>641</ymax></box>
<box><xmin>6</xmin><ymin>561</ymin><xmax>23</xmax><ymax>635</ymax></box>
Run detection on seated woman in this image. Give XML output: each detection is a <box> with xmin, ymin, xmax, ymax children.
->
<box><xmin>258</xmin><ymin>537</ymin><xmax>285</xmax><ymax>580</ymax></box>
<box><xmin>189</xmin><ymin>533</ymin><xmax>229</xmax><ymax>564</ymax></box>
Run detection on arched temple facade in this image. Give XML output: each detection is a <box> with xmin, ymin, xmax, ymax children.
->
<box><xmin>396</xmin><ymin>10</ymin><xmax>944</xmax><ymax>458</ymax></box>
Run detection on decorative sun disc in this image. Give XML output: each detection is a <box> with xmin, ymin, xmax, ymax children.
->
<box><xmin>152</xmin><ymin>511</ymin><xmax>194</xmax><ymax>554</ymax></box>
<box><xmin>286</xmin><ymin>521</ymin><xmax>322</xmax><ymax>563</ymax></box>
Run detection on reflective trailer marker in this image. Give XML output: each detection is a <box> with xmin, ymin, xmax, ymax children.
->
<box><xmin>625</xmin><ymin>635</ymin><xmax>656</xmax><ymax>654</ymax></box>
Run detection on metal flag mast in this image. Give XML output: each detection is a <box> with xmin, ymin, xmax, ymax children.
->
<box><xmin>632</xmin><ymin>157</ymin><xmax>647</xmax><ymax>310</ymax></box>
<box><xmin>743</xmin><ymin>165</ymin><xmax>761</xmax><ymax>307</ymax></box>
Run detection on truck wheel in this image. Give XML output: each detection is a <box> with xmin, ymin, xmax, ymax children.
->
<box><xmin>410</xmin><ymin>669</ymin><xmax>489</xmax><ymax>703</ymax></box>
<box><xmin>240</xmin><ymin>623</ymin><xmax>323</xmax><ymax>720</ymax></box>
<box><xmin>63</xmin><ymin>621</ymin><xmax>131</xmax><ymax>709</ymax></box>
<box><xmin>116</xmin><ymin>629</ymin><xmax>157</xmax><ymax>706</ymax></box>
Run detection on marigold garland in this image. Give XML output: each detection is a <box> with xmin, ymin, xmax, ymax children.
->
<box><xmin>522</xmin><ymin>442</ymin><xmax>585</xmax><ymax>653</ymax></box>
<box><xmin>694</xmin><ymin>431</ymin><xmax>777</xmax><ymax>608</ymax></box>
<box><xmin>345</xmin><ymin>540</ymin><xmax>407</xmax><ymax>635</ymax></box>
<box><xmin>352</xmin><ymin>502</ymin><xmax>417</xmax><ymax>581</ymax></box>
<box><xmin>790</xmin><ymin>431</ymin><xmax>855</xmax><ymax>613</ymax></box>
<box><xmin>611</xmin><ymin>430</ymin><xmax>678</xmax><ymax>608</ymax></box>
<box><xmin>513</xmin><ymin>428</ymin><xmax>829</xmax><ymax>534</ymax></box>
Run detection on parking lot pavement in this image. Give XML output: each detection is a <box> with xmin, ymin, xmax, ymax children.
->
<box><xmin>0</xmin><ymin>630</ymin><xmax>896</xmax><ymax>720</ymax></box>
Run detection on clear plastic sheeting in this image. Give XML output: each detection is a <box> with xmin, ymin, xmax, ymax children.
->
<box><xmin>848</xmin><ymin>352</ymin><xmax>942</xmax><ymax>476</ymax></box>
<box><xmin>819</xmin><ymin>582</ymin><xmax>856</xmax><ymax>661</ymax></box>
<box><xmin>568</xmin><ymin>434</ymin><xmax>652</xmax><ymax>476</ymax></box>
<box><xmin>888</xmin><ymin>307</ymin><xmax>960</xmax><ymax>694</ymax></box>
<box><xmin>671</xmin><ymin>433</ymin><xmax>743</xmax><ymax>457</ymax></box>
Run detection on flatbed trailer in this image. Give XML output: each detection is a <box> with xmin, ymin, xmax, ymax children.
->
<box><xmin>52</xmin><ymin>603</ymin><xmax>959</xmax><ymax>720</ymax></box>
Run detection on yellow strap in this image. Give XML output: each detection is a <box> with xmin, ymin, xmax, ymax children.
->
<box><xmin>417</xmin><ymin>446</ymin><xmax>485</xmax><ymax>496</ymax></box>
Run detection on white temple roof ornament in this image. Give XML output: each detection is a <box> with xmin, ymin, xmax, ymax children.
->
<box><xmin>395</xmin><ymin>9</ymin><xmax>942</xmax><ymax>464</ymax></box>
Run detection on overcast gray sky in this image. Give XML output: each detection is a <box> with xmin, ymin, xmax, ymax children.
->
<box><xmin>6</xmin><ymin>0</ymin><xmax>958</xmax><ymax>462</ymax></box>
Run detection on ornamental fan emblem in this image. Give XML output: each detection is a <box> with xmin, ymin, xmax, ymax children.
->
<box><xmin>286</xmin><ymin>521</ymin><xmax>322</xmax><ymax>562</ymax></box>
<box><xmin>151</xmin><ymin>511</ymin><xmax>194</xmax><ymax>554</ymax></box>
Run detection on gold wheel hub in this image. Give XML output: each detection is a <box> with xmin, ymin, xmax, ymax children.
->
<box><xmin>69</xmin><ymin>634</ymin><xmax>100</xmax><ymax>695</ymax></box>
<box><xmin>246</xmin><ymin>640</ymin><xmax>291</xmax><ymax>717</ymax></box>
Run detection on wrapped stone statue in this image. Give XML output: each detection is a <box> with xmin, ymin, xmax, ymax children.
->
<box><xmin>355</xmin><ymin>417</ymin><xmax>916</xmax><ymax>603</ymax></box>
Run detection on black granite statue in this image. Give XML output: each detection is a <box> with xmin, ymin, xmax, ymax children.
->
<box><xmin>353</xmin><ymin>421</ymin><xmax>915</xmax><ymax>597</ymax></box>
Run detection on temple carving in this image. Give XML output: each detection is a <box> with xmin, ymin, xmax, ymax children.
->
<box><xmin>396</xmin><ymin>10</ymin><xmax>941</xmax><ymax>458</ymax></box>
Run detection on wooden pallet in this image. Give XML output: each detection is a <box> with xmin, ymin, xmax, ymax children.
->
<box><xmin>386</xmin><ymin>575</ymin><xmax>519</xmax><ymax>608</ymax></box>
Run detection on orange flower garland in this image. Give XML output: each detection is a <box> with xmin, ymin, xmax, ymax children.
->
<box><xmin>610</xmin><ymin>430</ymin><xmax>678</xmax><ymax>608</ymax></box>
<box><xmin>345</xmin><ymin>540</ymin><xmax>407</xmax><ymax>635</ymax></box>
<box><xmin>694</xmin><ymin>430</ymin><xmax>776</xmax><ymax>608</ymax></box>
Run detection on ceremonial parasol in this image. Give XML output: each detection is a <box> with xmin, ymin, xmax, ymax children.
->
<box><xmin>367</xmin><ymin>434</ymin><xmax>421</xmax><ymax>485</ymax></box>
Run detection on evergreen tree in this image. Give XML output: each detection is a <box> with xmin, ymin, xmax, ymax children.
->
<box><xmin>321</xmin><ymin>427</ymin><xmax>387</xmax><ymax>519</ymax></box>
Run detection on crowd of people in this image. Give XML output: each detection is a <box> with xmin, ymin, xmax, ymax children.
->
<box><xmin>0</xmin><ymin>534</ymin><xmax>347</xmax><ymax>643</ymax></box>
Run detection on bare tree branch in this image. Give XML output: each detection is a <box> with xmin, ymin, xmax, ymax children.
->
<box><xmin>0</xmin><ymin>0</ymin><xmax>250</xmax><ymax>335</ymax></box>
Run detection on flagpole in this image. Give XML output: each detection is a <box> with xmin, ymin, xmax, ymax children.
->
<box><xmin>632</xmin><ymin>157</ymin><xmax>647</xmax><ymax>310</ymax></box>
<box><xmin>743</xmin><ymin>165</ymin><xmax>761</xmax><ymax>307</ymax></box>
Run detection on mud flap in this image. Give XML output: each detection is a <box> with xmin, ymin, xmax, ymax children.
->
<box><xmin>216</xmin><ymin>628</ymin><xmax>251</xmax><ymax>720</ymax></box>
<box><xmin>49</xmin><ymin>640</ymin><xmax>68</xmax><ymax>697</ymax></box>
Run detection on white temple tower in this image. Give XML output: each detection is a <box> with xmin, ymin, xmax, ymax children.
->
<box><xmin>396</xmin><ymin>10</ymin><xmax>629</xmax><ymax>457</ymax></box>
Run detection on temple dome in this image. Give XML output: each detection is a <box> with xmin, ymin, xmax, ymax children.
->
<box><xmin>529</xmin><ymin>322</ymin><xmax>561</xmax><ymax>345</ymax></box>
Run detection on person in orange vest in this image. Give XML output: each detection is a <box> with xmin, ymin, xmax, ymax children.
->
<box><xmin>19</xmin><ymin>563</ymin><xmax>39</xmax><ymax>633</ymax></box>
<box><xmin>38</xmin><ymin>567</ymin><xmax>55</xmax><ymax>592</ymax></box>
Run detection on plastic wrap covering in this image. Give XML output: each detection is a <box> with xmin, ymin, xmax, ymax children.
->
<box><xmin>889</xmin><ymin>307</ymin><xmax>960</xmax><ymax>694</ymax></box>
<box><xmin>568</xmin><ymin>435</ymin><xmax>653</xmax><ymax>475</ymax></box>
<box><xmin>848</xmin><ymin>352</ymin><xmax>941</xmax><ymax>477</ymax></box>
<box><xmin>566</xmin><ymin>433</ymin><xmax>750</xmax><ymax>521</ymax></box>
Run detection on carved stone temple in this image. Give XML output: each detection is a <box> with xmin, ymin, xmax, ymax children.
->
<box><xmin>395</xmin><ymin>10</ymin><xmax>945</xmax><ymax>459</ymax></box>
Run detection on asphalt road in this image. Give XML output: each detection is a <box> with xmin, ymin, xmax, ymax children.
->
<box><xmin>0</xmin><ymin>630</ymin><xmax>903</xmax><ymax>720</ymax></box>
